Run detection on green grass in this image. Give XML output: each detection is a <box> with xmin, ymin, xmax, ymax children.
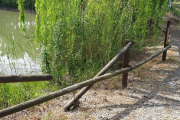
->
<box><xmin>174</xmin><ymin>2</ymin><xmax>180</xmax><ymax>4</ymax></box>
<box><xmin>172</xmin><ymin>2</ymin><xmax>180</xmax><ymax>17</ymax></box>
<box><xmin>0</xmin><ymin>36</ymin><xmax>59</xmax><ymax>109</ymax></box>
<box><xmin>171</xmin><ymin>6</ymin><xmax>180</xmax><ymax>17</ymax></box>
<box><xmin>0</xmin><ymin>79</ymin><xmax>59</xmax><ymax>109</ymax></box>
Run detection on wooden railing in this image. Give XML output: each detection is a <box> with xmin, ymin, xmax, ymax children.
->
<box><xmin>0</xmin><ymin>75</ymin><xmax>52</xmax><ymax>83</ymax></box>
<box><xmin>0</xmin><ymin>20</ymin><xmax>171</xmax><ymax>118</ymax></box>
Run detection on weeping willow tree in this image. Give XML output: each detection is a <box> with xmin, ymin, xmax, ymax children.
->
<box><xmin>18</xmin><ymin>0</ymin><xmax>168</xmax><ymax>85</ymax></box>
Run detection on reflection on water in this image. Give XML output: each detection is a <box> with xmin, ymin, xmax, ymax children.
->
<box><xmin>0</xmin><ymin>53</ymin><xmax>40</xmax><ymax>75</ymax></box>
<box><xmin>0</xmin><ymin>10</ymin><xmax>41</xmax><ymax>75</ymax></box>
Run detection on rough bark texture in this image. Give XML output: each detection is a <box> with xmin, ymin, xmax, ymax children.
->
<box><xmin>0</xmin><ymin>75</ymin><xmax>52</xmax><ymax>83</ymax></box>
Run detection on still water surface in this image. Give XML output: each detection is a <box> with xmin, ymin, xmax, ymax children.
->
<box><xmin>0</xmin><ymin>10</ymin><xmax>40</xmax><ymax>75</ymax></box>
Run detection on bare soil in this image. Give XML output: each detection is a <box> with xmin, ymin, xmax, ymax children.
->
<box><xmin>1</xmin><ymin>14</ymin><xmax>180</xmax><ymax>120</ymax></box>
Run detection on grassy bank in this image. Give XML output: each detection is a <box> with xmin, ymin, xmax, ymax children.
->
<box><xmin>172</xmin><ymin>2</ymin><xmax>180</xmax><ymax>17</ymax></box>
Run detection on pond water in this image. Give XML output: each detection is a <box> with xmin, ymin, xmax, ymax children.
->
<box><xmin>0</xmin><ymin>10</ymin><xmax>41</xmax><ymax>75</ymax></box>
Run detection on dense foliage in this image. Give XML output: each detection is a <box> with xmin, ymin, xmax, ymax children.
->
<box><xmin>171</xmin><ymin>1</ymin><xmax>180</xmax><ymax>17</ymax></box>
<box><xmin>19</xmin><ymin>0</ymin><xmax>168</xmax><ymax>85</ymax></box>
<box><xmin>0</xmin><ymin>0</ymin><xmax>169</xmax><ymax>109</ymax></box>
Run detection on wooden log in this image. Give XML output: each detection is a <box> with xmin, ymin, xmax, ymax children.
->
<box><xmin>162</xmin><ymin>21</ymin><xmax>170</xmax><ymax>61</ymax></box>
<box><xmin>0</xmin><ymin>75</ymin><xmax>52</xmax><ymax>83</ymax></box>
<box><xmin>64</xmin><ymin>42</ymin><xmax>134</xmax><ymax>111</ymax></box>
<box><xmin>0</xmin><ymin>45</ymin><xmax>171</xmax><ymax>118</ymax></box>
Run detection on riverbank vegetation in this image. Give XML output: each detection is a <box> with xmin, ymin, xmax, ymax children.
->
<box><xmin>30</xmin><ymin>0</ymin><xmax>168</xmax><ymax>86</ymax></box>
<box><xmin>0</xmin><ymin>0</ymin><xmax>169</xmax><ymax>109</ymax></box>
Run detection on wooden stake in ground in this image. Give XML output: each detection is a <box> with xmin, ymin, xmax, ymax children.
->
<box><xmin>64</xmin><ymin>42</ymin><xmax>134</xmax><ymax>111</ymax></box>
<box><xmin>162</xmin><ymin>20</ymin><xmax>170</xmax><ymax>61</ymax></box>
<box><xmin>122</xmin><ymin>41</ymin><xmax>130</xmax><ymax>88</ymax></box>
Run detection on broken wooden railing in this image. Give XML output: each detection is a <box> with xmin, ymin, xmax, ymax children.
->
<box><xmin>0</xmin><ymin>42</ymin><xmax>134</xmax><ymax>117</ymax></box>
<box><xmin>0</xmin><ymin>20</ymin><xmax>171</xmax><ymax>117</ymax></box>
<box><xmin>64</xmin><ymin>41</ymin><xmax>135</xmax><ymax>111</ymax></box>
<box><xmin>0</xmin><ymin>42</ymin><xmax>171</xmax><ymax>117</ymax></box>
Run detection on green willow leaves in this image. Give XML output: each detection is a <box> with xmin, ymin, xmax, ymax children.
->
<box><xmin>18</xmin><ymin>0</ymin><xmax>168</xmax><ymax>84</ymax></box>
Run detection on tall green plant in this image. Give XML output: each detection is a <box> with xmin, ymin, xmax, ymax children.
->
<box><xmin>18</xmin><ymin>0</ymin><xmax>168</xmax><ymax>84</ymax></box>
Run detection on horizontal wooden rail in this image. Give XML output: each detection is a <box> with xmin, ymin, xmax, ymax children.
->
<box><xmin>0</xmin><ymin>75</ymin><xmax>52</xmax><ymax>83</ymax></box>
<box><xmin>0</xmin><ymin>44</ymin><xmax>171</xmax><ymax>118</ymax></box>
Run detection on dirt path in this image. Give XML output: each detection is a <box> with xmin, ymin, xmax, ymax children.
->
<box><xmin>1</xmin><ymin>16</ymin><xmax>180</xmax><ymax>120</ymax></box>
<box><xmin>113</xmin><ymin>16</ymin><xmax>180</xmax><ymax>120</ymax></box>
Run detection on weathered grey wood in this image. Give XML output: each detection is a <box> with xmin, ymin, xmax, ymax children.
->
<box><xmin>0</xmin><ymin>45</ymin><xmax>171</xmax><ymax>118</ymax></box>
<box><xmin>0</xmin><ymin>75</ymin><xmax>52</xmax><ymax>83</ymax></box>
<box><xmin>64</xmin><ymin>42</ymin><xmax>134</xmax><ymax>111</ymax></box>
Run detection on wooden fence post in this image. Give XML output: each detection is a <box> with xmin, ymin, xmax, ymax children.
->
<box><xmin>122</xmin><ymin>41</ymin><xmax>130</xmax><ymax>88</ymax></box>
<box><xmin>162</xmin><ymin>20</ymin><xmax>170</xmax><ymax>61</ymax></box>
